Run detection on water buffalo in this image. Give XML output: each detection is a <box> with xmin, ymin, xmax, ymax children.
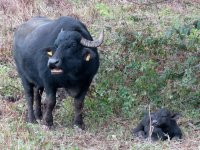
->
<box><xmin>132</xmin><ymin>108</ymin><xmax>182</xmax><ymax>141</ymax></box>
<box><xmin>13</xmin><ymin>16</ymin><xmax>104</xmax><ymax>129</ymax></box>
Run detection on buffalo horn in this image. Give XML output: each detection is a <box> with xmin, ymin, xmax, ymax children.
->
<box><xmin>80</xmin><ymin>30</ymin><xmax>104</xmax><ymax>47</ymax></box>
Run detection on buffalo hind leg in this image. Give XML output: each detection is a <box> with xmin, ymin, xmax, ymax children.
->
<box><xmin>22</xmin><ymin>79</ymin><xmax>37</xmax><ymax>123</ymax></box>
<box><xmin>34</xmin><ymin>87</ymin><xmax>44</xmax><ymax>120</ymax></box>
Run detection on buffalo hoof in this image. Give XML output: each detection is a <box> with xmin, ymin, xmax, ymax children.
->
<box><xmin>26</xmin><ymin>116</ymin><xmax>37</xmax><ymax>124</ymax></box>
<box><xmin>36</xmin><ymin>119</ymin><xmax>42</xmax><ymax>124</ymax></box>
<box><xmin>41</xmin><ymin>119</ymin><xmax>53</xmax><ymax>128</ymax></box>
<box><xmin>133</xmin><ymin>131</ymin><xmax>146</xmax><ymax>138</ymax></box>
<box><xmin>74</xmin><ymin>122</ymin><xmax>85</xmax><ymax>130</ymax></box>
<box><xmin>42</xmin><ymin>125</ymin><xmax>51</xmax><ymax>131</ymax></box>
<box><xmin>34</xmin><ymin>110</ymin><xmax>43</xmax><ymax>120</ymax></box>
<box><xmin>73</xmin><ymin>125</ymin><xmax>84</xmax><ymax>133</ymax></box>
<box><xmin>171</xmin><ymin>136</ymin><xmax>181</xmax><ymax>141</ymax></box>
<box><xmin>28</xmin><ymin>119</ymin><xmax>38</xmax><ymax>124</ymax></box>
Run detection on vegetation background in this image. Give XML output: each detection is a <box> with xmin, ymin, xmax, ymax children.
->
<box><xmin>0</xmin><ymin>0</ymin><xmax>199</xmax><ymax>149</ymax></box>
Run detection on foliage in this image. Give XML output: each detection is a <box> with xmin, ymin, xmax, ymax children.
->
<box><xmin>95</xmin><ymin>3</ymin><xmax>110</xmax><ymax>17</ymax></box>
<box><xmin>94</xmin><ymin>15</ymin><xmax>200</xmax><ymax>118</ymax></box>
<box><xmin>0</xmin><ymin>64</ymin><xmax>21</xmax><ymax>98</ymax></box>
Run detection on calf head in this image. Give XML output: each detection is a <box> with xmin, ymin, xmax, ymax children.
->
<box><xmin>133</xmin><ymin>108</ymin><xmax>182</xmax><ymax>141</ymax></box>
<box><xmin>151</xmin><ymin>108</ymin><xmax>180</xmax><ymax>128</ymax></box>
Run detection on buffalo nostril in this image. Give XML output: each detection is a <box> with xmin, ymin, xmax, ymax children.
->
<box><xmin>48</xmin><ymin>58</ymin><xmax>60</xmax><ymax>69</ymax></box>
<box><xmin>152</xmin><ymin>120</ymin><xmax>158</xmax><ymax>125</ymax></box>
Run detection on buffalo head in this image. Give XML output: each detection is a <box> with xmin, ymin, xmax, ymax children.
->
<box><xmin>47</xmin><ymin>30</ymin><xmax>104</xmax><ymax>74</ymax></box>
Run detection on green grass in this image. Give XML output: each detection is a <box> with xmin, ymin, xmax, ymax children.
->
<box><xmin>0</xmin><ymin>0</ymin><xmax>200</xmax><ymax>149</ymax></box>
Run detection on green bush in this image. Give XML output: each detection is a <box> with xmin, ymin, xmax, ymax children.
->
<box><xmin>94</xmin><ymin>18</ymin><xmax>200</xmax><ymax>119</ymax></box>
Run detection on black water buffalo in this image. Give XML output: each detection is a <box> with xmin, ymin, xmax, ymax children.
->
<box><xmin>133</xmin><ymin>108</ymin><xmax>182</xmax><ymax>141</ymax></box>
<box><xmin>13</xmin><ymin>16</ymin><xmax>104</xmax><ymax>129</ymax></box>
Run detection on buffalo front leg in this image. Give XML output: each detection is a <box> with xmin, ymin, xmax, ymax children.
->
<box><xmin>73</xmin><ymin>98</ymin><xmax>85</xmax><ymax>130</ymax></box>
<box><xmin>72</xmin><ymin>81</ymin><xmax>92</xmax><ymax>130</ymax></box>
<box><xmin>151</xmin><ymin>127</ymin><xmax>167</xmax><ymax>141</ymax></box>
<box><xmin>42</xmin><ymin>91</ymin><xmax>56</xmax><ymax>127</ymax></box>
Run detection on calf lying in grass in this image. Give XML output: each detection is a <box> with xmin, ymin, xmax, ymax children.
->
<box><xmin>132</xmin><ymin>108</ymin><xmax>182</xmax><ymax>141</ymax></box>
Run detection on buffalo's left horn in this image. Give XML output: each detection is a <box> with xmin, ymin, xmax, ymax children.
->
<box><xmin>80</xmin><ymin>30</ymin><xmax>104</xmax><ymax>47</ymax></box>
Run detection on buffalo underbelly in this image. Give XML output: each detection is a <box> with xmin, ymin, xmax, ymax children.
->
<box><xmin>65</xmin><ymin>87</ymin><xmax>80</xmax><ymax>97</ymax></box>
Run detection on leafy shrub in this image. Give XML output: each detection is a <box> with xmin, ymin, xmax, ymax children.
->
<box><xmin>94</xmin><ymin>18</ymin><xmax>200</xmax><ymax>119</ymax></box>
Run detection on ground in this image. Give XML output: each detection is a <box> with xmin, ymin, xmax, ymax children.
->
<box><xmin>0</xmin><ymin>99</ymin><xmax>199</xmax><ymax>149</ymax></box>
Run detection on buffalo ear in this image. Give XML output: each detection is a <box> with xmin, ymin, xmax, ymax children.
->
<box><xmin>82</xmin><ymin>48</ymin><xmax>96</xmax><ymax>62</ymax></box>
<box><xmin>171</xmin><ymin>113</ymin><xmax>181</xmax><ymax>120</ymax></box>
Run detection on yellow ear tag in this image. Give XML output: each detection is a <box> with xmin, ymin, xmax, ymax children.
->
<box><xmin>47</xmin><ymin>51</ymin><xmax>53</xmax><ymax>57</ymax></box>
<box><xmin>85</xmin><ymin>54</ymin><xmax>91</xmax><ymax>61</ymax></box>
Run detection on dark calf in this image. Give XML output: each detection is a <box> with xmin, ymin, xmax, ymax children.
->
<box><xmin>133</xmin><ymin>108</ymin><xmax>182</xmax><ymax>141</ymax></box>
